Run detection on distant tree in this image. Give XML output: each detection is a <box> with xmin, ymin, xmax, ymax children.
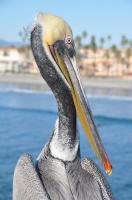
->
<box><xmin>120</xmin><ymin>35</ymin><xmax>128</xmax><ymax>49</ymax></box>
<box><xmin>107</xmin><ymin>35</ymin><xmax>112</xmax><ymax>47</ymax></box>
<box><xmin>100</xmin><ymin>37</ymin><xmax>105</xmax><ymax>49</ymax></box>
<box><xmin>111</xmin><ymin>45</ymin><xmax>121</xmax><ymax>74</ymax></box>
<box><xmin>19</xmin><ymin>25</ymin><xmax>30</xmax><ymax>46</ymax></box>
<box><xmin>90</xmin><ymin>35</ymin><xmax>97</xmax><ymax>53</ymax></box>
<box><xmin>74</xmin><ymin>36</ymin><xmax>82</xmax><ymax>49</ymax></box>
<box><xmin>129</xmin><ymin>40</ymin><xmax>132</xmax><ymax>49</ymax></box>
<box><xmin>104</xmin><ymin>49</ymin><xmax>111</xmax><ymax>75</ymax></box>
<box><xmin>111</xmin><ymin>44</ymin><xmax>117</xmax><ymax>54</ymax></box>
<box><xmin>125</xmin><ymin>48</ymin><xmax>131</xmax><ymax>71</ymax></box>
<box><xmin>126</xmin><ymin>48</ymin><xmax>131</xmax><ymax>60</ymax></box>
<box><xmin>18</xmin><ymin>25</ymin><xmax>31</xmax><ymax>59</ymax></box>
<box><xmin>82</xmin><ymin>31</ymin><xmax>88</xmax><ymax>39</ymax></box>
<box><xmin>74</xmin><ymin>36</ymin><xmax>82</xmax><ymax>60</ymax></box>
<box><xmin>82</xmin><ymin>31</ymin><xmax>89</xmax><ymax>48</ymax></box>
<box><xmin>107</xmin><ymin>35</ymin><xmax>112</xmax><ymax>41</ymax></box>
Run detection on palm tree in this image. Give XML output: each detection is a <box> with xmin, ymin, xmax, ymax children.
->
<box><xmin>74</xmin><ymin>36</ymin><xmax>82</xmax><ymax>60</ymax></box>
<box><xmin>107</xmin><ymin>35</ymin><xmax>112</xmax><ymax>41</ymax></box>
<box><xmin>19</xmin><ymin>25</ymin><xmax>31</xmax><ymax>59</ymax></box>
<box><xmin>19</xmin><ymin>26</ymin><xmax>30</xmax><ymax>46</ymax></box>
<box><xmin>82</xmin><ymin>31</ymin><xmax>88</xmax><ymax>39</ymax></box>
<box><xmin>90</xmin><ymin>35</ymin><xmax>97</xmax><ymax>53</ymax></box>
<box><xmin>74</xmin><ymin>36</ymin><xmax>82</xmax><ymax>50</ymax></box>
<box><xmin>120</xmin><ymin>35</ymin><xmax>128</xmax><ymax>49</ymax></box>
<box><xmin>100</xmin><ymin>37</ymin><xmax>105</xmax><ymax>49</ymax></box>
<box><xmin>82</xmin><ymin>31</ymin><xmax>89</xmax><ymax>49</ymax></box>
<box><xmin>104</xmin><ymin>49</ymin><xmax>111</xmax><ymax>75</ymax></box>
<box><xmin>125</xmin><ymin>48</ymin><xmax>131</xmax><ymax>73</ymax></box>
<box><xmin>107</xmin><ymin>35</ymin><xmax>112</xmax><ymax>47</ymax></box>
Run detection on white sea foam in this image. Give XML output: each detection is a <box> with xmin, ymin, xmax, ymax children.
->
<box><xmin>0</xmin><ymin>86</ymin><xmax>132</xmax><ymax>101</ymax></box>
<box><xmin>87</xmin><ymin>94</ymin><xmax>132</xmax><ymax>101</ymax></box>
<box><xmin>0</xmin><ymin>87</ymin><xmax>53</xmax><ymax>95</ymax></box>
<box><xmin>0</xmin><ymin>87</ymin><xmax>132</xmax><ymax>120</ymax></box>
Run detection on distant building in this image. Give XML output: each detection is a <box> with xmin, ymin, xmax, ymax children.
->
<box><xmin>79</xmin><ymin>48</ymin><xmax>132</xmax><ymax>77</ymax></box>
<box><xmin>0</xmin><ymin>47</ymin><xmax>22</xmax><ymax>73</ymax></box>
<box><xmin>0</xmin><ymin>47</ymin><xmax>39</xmax><ymax>74</ymax></box>
<box><xmin>1</xmin><ymin>46</ymin><xmax>132</xmax><ymax>77</ymax></box>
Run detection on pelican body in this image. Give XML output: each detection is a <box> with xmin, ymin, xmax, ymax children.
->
<box><xmin>13</xmin><ymin>13</ymin><xmax>114</xmax><ymax>200</ymax></box>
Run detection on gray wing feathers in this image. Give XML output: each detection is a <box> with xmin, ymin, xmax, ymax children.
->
<box><xmin>66</xmin><ymin>157</ymin><xmax>104</xmax><ymax>200</ymax></box>
<box><xmin>81</xmin><ymin>158</ymin><xmax>114</xmax><ymax>200</ymax></box>
<box><xmin>37</xmin><ymin>149</ymin><xmax>75</xmax><ymax>200</ymax></box>
<box><xmin>37</xmin><ymin>146</ymin><xmax>111</xmax><ymax>200</ymax></box>
<box><xmin>13</xmin><ymin>154</ymin><xmax>50</xmax><ymax>200</ymax></box>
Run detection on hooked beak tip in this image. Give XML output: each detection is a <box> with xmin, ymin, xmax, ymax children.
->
<box><xmin>104</xmin><ymin>161</ymin><xmax>112</xmax><ymax>175</ymax></box>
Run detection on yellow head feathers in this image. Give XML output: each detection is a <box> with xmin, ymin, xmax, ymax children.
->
<box><xmin>36</xmin><ymin>13</ymin><xmax>73</xmax><ymax>45</ymax></box>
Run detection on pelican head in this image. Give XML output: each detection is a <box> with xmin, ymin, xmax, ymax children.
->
<box><xmin>31</xmin><ymin>13</ymin><xmax>112</xmax><ymax>175</ymax></box>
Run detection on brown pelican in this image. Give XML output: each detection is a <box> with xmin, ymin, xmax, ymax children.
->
<box><xmin>13</xmin><ymin>13</ymin><xmax>114</xmax><ymax>200</ymax></box>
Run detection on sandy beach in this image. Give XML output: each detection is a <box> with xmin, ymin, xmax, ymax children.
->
<box><xmin>0</xmin><ymin>73</ymin><xmax>132</xmax><ymax>97</ymax></box>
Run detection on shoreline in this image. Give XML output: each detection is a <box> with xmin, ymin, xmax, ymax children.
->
<box><xmin>0</xmin><ymin>73</ymin><xmax>132</xmax><ymax>97</ymax></box>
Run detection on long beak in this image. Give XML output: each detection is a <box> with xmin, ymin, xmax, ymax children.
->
<box><xmin>49</xmin><ymin>45</ymin><xmax>112</xmax><ymax>175</ymax></box>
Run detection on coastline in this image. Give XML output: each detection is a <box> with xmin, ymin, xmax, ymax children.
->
<box><xmin>0</xmin><ymin>73</ymin><xmax>132</xmax><ymax>97</ymax></box>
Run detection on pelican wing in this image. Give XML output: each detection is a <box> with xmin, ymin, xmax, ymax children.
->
<box><xmin>13</xmin><ymin>154</ymin><xmax>50</xmax><ymax>200</ymax></box>
<box><xmin>81</xmin><ymin>158</ymin><xmax>114</xmax><ymax>200</ymax></box>
<box><xmin>37</xmin><ymin>145</ymin><xmax>114</xmax><ymax>200</ymax></box>
<box><xmin>65</xmin><ymin>157</ymin><xmax>105</xmax><ymax>200</ymax></box>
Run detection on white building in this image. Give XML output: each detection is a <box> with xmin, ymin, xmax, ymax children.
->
<box><xmin>0</xmin><ymin>47</ymin><xmax>23</xmax><ymax>73</ymax></box>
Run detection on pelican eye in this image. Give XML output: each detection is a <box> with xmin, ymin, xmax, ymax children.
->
<box><xmin>64</xmin><ymin>36</ymin><xmax>75</xmax><ymax>57</ymax></box>
<box><xmin>65</xmin><ymin>36</ymin><xmax>72</xmax><ymax>45</ymax></box>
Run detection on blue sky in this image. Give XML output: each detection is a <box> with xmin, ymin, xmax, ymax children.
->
<box><xmin>0</xmin><ymin>0</ymin><xmax>132</xmax><ymax>44</ymax></box>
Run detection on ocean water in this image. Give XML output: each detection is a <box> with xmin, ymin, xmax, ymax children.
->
<box><xmin>0</xmin><ymin>88</ymin><xmax>132</xmax><ymax>200</ymax></box>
